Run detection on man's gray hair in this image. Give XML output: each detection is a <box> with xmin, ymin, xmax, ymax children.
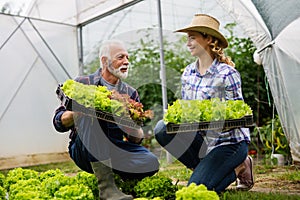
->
<box><xmin>99</xmin><ymin>40</ymin><xmax>126</xmax><ymax>68</ymax></box>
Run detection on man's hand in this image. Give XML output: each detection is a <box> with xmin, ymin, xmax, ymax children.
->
<box><xmin>123</xmin><ymin>127</ymin><xmax>144</xmax><ymax>144</ymax></box>
<box><xmin>61</xmin><ymin>111</ymin><xmax>77</xmax><ymax>128</ymax></box>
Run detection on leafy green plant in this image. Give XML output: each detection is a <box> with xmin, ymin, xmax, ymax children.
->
<box><xmin>61</xmin><ymin>79</ymin><xmax>154</xmax><ymax>124</ymax></box>
<box><xmin>253</xmin><ymin>115</ymin><xmax>290</xmax><ymax>157</ymax></box>
<box><xmin>41</xmin><ymin>174</ymin><xmax>75</xmax><ymax>197</ymax></box>
<box><xmin>0</xmin><ymin>186</ymin><xmax>6</xmax><ymax>200</ymax></box>
<box><xmin>0</xmin><ymin>173</ymin><xmax>5</xmax><ymax>188</ymax></box>
<box><xmin>176</xmin><ymin>183</ymin><xmax>219</xmax><ymax>200</ymax></box>
<box><xmin>114</xmin><ymin>175</ymin><xmax>139</xmax><ymax>197</ymax></box>
<box><xmin>53</xmin><ymin>184</ymin><xmax>94</xmax><ymax>200</ymax></box>
<box><xmin>39</xmin><ymin>169</ymin><xmax>64</xmax><ymax>182</ymax></box>
<box><xmin>4</xmin><ymin>168</ymin><xmax>39</xmax><ymax>191</ymax></box>
<box><xmin>134</xmin><ymin>175</ymin><xmax>177</xmax><ymax>200</ymax></box>
<box><xmin>10</xmin><ymin>190</ymin><xmax>51</xmax><ymax>200</ymax></box>
<box><xmin>8</xmin><ymin>179</ymin><xmax>51</xmax><ymax>200</ymax></box>
<box><xmin>164</xmin><ymin>98</ymin><xmax>252</xmax><ymax>124</ymax></box>
<box><xmin>74</xmin><ymin>171</ymin><xmax>99</xmax><ymax>199</ymax></box>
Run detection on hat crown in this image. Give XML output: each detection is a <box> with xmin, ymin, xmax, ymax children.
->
<box><xmin>175</xmin><ymin>13</ymin><xmax>228</xmax><ymax>48</ymax></box>
<box><xmin>189</xmin><ymin>14</ymin><xmax>220</xmax><ymax>32</ymax></box>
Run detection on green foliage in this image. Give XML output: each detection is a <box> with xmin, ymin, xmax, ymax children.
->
<box><xmin>74</xmin><ymin>171</ymin><xmax>99</xmax><ymax>199</ymax></box>
<box><xmin>224</xmin><ymin>23</ymin><xmax>273</xmax><ymax>126</ymax></box>
<box><xmin>2</xmin><ymin>162</ymin><xmax>300</xmax><ymax>200</ymax></box>
<box><xmin>39</xmin><ymin>169</ymin><xmax>64</xmax><ymax>182</ymax></box>
<box><xmin>10</xmin><ymin>190</ymin><xmax>51</xmax><ymax>200</ymax></box>
<box><xmin>9</xmin><ymin>179</ymin><xmax>51</xmax><ymax>200</ymax></box>
<box><xmin>53</xmin><ymin>184</ymin><xmax>94</xmax><ymax>200</ymax></box>
<box><xmin>134</xmin><ymin>175</ymin><xmax>177</xmax><ymax>200</ymax></box>
<box><xmin>4</xmin><ymin>168</ymin><xmax>39</xmax><ymax>191</ymax></box>
<box><xmin>62</xmin><ymin>79</ymin><xmax>153</xmax><ymax>124</ymax></box>
<box><xmin>62</xmin><ymin>79</ymin><xmax>116</xmax><ymax>113</ymax></box>
<box><xmin>164</xmin><ymin>98</ymin><xmax>252</xmax><ymax>124</ymax></box>
<box><xmin>176</xmin><ymin>183</ymin><xmax>219</xmax><ymax>200</ymax></box>
<box><xmin>0</xmin><ymin>173</ymin><xmax>5</xmax><ymax>188</ymax></box>
<box><xmin>2</xmin><ymin>168</ymin><xmax>101</xmax><ymax>200</ymax></box>
<box><xmin>0</xmin><ymin>186</ymin><xmax>6</xmax><ymax>200</ymax></box>
<box><xmin>114</xmin><ymin>175</ymin><xmax>139</xmax><ymax>197</ymax></box>
<box><xmin>41</xmin><ymin>174</ymin><xmax>75</xmax><ymax>197</ymax></box>
<box><xmin>253</xmin><ymin>115</ymin><xmax>290</xmax><ymax>156</ymax></box>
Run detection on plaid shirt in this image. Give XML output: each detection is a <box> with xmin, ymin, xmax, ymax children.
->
<box><xmin>181</xmin><ymin>59</ymin><xmax>250</xmax><ymax>154</ymax></box>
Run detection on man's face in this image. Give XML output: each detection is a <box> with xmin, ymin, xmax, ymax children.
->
<box><xmin>107</xmin><ymin>45</ymin><xmax>129</xmax><ymax>79</ymax></box>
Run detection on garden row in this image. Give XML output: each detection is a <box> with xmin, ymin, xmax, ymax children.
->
<box><xmin>0</xmin><ymin>167</ymin><xmax>219</xmax><ymax>200</ymax></box>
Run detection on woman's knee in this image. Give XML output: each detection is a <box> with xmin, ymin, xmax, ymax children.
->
<box><xmin>154</xmin><ymin>120</ymin><xmax>166</xmax><ymax>135</ymax></box>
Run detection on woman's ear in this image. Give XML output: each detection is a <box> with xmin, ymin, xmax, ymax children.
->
<box><xmin>206</xmin><ymin>35</ymin><xmax>213</xmax><ymax>44</ymax></box>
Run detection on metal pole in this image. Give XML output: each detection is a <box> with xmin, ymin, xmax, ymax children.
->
<box><xmin>78</xmin><ymin>26</ymin><xmax>84</xmax><ymax>76</ymax></box>
<box><xmin>157</xmin><ymin>0</ymin><xmax>173</xmax><ymax>163</ymax></box>
<box><xmin>157</xmin><ymin>0</ymin><xmax>167</xmax><ymax>112</ymax></box>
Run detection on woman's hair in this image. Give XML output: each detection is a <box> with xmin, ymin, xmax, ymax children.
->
<box><xmin>200</xmin><ymin>32</ymin><xmax>235</xmax><ymax>67</ymax></box>
<box><xmin>210</xmin><ymin>39</ymin><xmax>235</xmax><ymax>67</ymax></box>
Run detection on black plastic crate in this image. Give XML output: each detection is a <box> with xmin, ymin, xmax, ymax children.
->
<box><xmin>56</xmin><ymin>85</ymin><xmax>141</xmax><ymax>129</ymax></box>
<box><xmin>166</xmin><ymin>115</ymin><xmax>254</xmax><ymax>134</ymax></box>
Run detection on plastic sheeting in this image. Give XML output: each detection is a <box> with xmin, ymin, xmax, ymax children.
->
<box><xmin>19</xmin><ymin>0</ymin><xmax>148</xmax><ymax>26</ymax></box>
<box><xmin>0</xmin><ymin>14</ymin><xmax>78</xmax><ymax>167</ymax></box>
<box><xmin>218</xmin><ymin>0</ymin><xmax>300</xmax><ymax>162</ymax></box>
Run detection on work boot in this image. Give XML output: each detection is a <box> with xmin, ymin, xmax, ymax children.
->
<box><xmin>91</xmin><ymin>160</ymin><xmax>133</xmax><ymax>200</ymax></box>
<box><xmin>235</xmin><ymin>155</ymin><xmax>254</xmax><ymax>191</ymax></box>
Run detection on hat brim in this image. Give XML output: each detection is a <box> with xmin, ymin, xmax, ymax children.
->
<box><xmin>175</xmin><ymin>26</ymin><xmax>228</xmax><ymax>48</ymax></box>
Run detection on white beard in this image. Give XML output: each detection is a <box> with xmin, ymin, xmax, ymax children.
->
<box><xmin>107</xmin><ymin>63</ymin><xmax>128</xmax><ymax>79</ymax></box>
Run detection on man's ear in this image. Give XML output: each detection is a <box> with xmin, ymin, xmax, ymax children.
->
<box><xmin>101</xmin><ymin>56</ymin><xmax>108</xmax><ymax>67</ymax></box>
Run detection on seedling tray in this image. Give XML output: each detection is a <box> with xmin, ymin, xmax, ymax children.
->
<box><xmin>56</xmin><ymin>85</ymin><xmax>141</xmax><ymax>129</ymax></box>
<box><xmin>166</xmin><ymin>115</ymin><xmax>254</xmax><ymax>134</ymax></box>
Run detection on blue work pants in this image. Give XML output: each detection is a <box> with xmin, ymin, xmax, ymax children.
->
<box><xmin>154</xmin><ymin>120</ymin><xmax>248</xmax><ymax>193</ymax></box>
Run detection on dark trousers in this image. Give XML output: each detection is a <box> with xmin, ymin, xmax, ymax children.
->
<box><xmin>68</xmin><ymin>134</ymin><xmax>159</xmax><ymax>180</ymax></box>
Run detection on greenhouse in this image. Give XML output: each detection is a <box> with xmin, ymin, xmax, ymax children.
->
<box><xmin>0</xmin><ymin>1</ymin><xmax>300</xmax><ymax>198</ymax></box>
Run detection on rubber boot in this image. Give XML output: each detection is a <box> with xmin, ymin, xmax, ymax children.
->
<box><xmin>91</xmin><ymin>160</ymin><xmax>133</xmax><ymax>200</ymax></box>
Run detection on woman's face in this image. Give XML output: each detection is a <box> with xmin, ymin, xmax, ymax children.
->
<box><xmin>186</xmin><ymin>31</ymin><xmax>211</xmax><ymax>57</ymax></box>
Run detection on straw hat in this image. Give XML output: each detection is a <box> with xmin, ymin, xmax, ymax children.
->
<box><xmin>175</xmin><ymin>14</ymin><xmax>228</xmax><ymax>48</ymax></box>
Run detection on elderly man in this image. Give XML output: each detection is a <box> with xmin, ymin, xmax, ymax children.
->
<box><xmin>53</xmin><ymin>40</ymin><xmax>159</xmax><ymax>200</ymax></box>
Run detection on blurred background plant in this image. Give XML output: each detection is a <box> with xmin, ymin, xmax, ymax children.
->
<box><xmin>252</xmin><ymin>115</ymin><xmax>291</xmax><ymax>164</ymax></box>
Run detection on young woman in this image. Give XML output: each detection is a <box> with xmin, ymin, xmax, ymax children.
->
<box><xmin>154</xmin><ymin>14</ymin><xmax>254</xmax><ymax>193</ymax></box>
